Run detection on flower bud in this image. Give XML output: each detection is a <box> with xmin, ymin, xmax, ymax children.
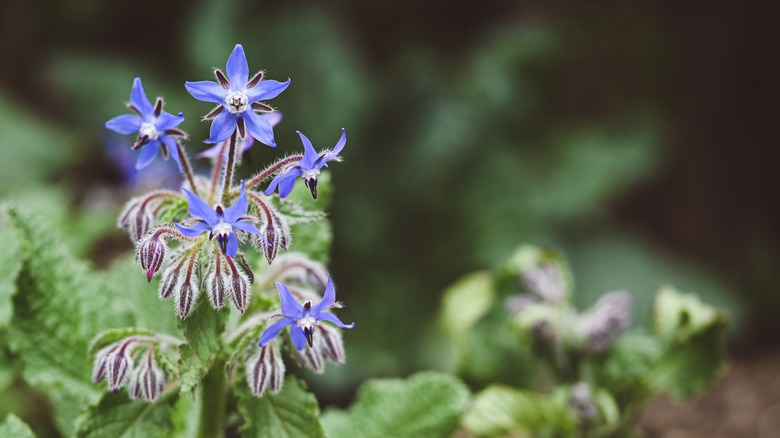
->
<box><xmin>92</xmin><ymin>344</ymin><xmax>119</xmax><ymax>384</ymax></box>
<box><xmin>246</xmin><ymin>344</ymin><xmax>285</xmax><ymax>397</ymax></box>
<box><xmin>225</xmin><ymin>257</ymin><xmax>250</xmax><ymax>313</ymax></box>
<box><xmin>128</xmin><ymin>351</ymin><xmax>166</xmax><ymax>402</ymax></box>
<box><xmin>317</xmin><ymin>324</ymin><xmax>346</xmax><ymax>364</ymax></box>
<box><xmin>105</xmin><ymin>341</ymin><xmax>135</xmax><ymax>391</ymax></box>
<box><xmin>522</xmin><ymin>264</ymin><xmax>566</xmax><ymax>304</ymax></box>
<box><xmin>295</xmin><ymin>338</ymin><xmax>325</xmax><ymax>374</ymax></box>
<box><xmin>176</xmin><ymin>266</ymin><xmax>199</xmax><ymax>319</ymax></box>
<box><xmin>262</xmin><ymin>253</ymin><xmax>328</xmax><ymax>291</ymax></box>
<box><xmin>569</xmin><ymin>382</ymin><xmax>599</xmax><ymax>421</ymax></box>
<box><xmin>577</xmin><ymin>291</ymin><xmax>631</xmax><ymax>353</ymax></box>
<box><xmin>205</xmin><ymin>253</ymin><xmax>228</xmax><ymax>309</ymax></box>
<box><xmin>137</xmin><ymin>235</ymin><xmax>167</xmax><ymax>282</ymax></box>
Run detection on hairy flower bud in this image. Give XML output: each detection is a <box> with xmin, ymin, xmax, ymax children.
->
<box><xmin>176</xmin><ymin>263</ymin><xmax>200</xmax><ymax>319</ymax></box>
<box><xmin>128</xmin><ymin>351</ymin><xmax>166</xmax><ymax>402</ymax></box>
<box><xmin>137</xmin><ymin>235</ymin><xmax>167</xmax><ymax>282</ymax></box>
<box><xmin>205</xmin><ymin>254</ymin><xmax>228</xmax><ymax>309</ymax></box>
<box><xmin>569</xmin><ymin>382</ymin><xmax>599</xmax><ymax>421</ymax></box>
<box><xmin>317</xmin><ymin>324</ymin><xmax>346</xmax><ymax>364</ymax></box>
<box><xmin>522</xmin><ymin>264</ymin><xmax>566</xmax><ymax>304</ymax></box>
<box><xmin>92</xmin><ymin>344</ymin><xmax>118</xmax><ymax>384</ymax></box>
<box><xmin>261</xmin><ymin>253</ymin><xmax>328</xmax><ymax>291</ymax></box>
<box><xmin>105</xmin><ymin>341</ymin><xmax>135</xmax><ymax>391</ymax></box>
<box><xmin>117</xmin><ymin>191</ymin><xmax>180</xmax><ymax>242</ymax></box>
<box><xmin>159</xmin><ymin>251</ymin><xmax>200</xmax><ymax>318</ymax></box>
<box><xmin>246</xmin><ymin>344</ymin><xmax>285</xmax><ymax>397</ymax></box>
<box><xmin>295</xmin><ymin>337</ymin><xmax>325</xmax><ymax>374</ymax></box>
<box><xmin>577</xmin><ymin>291</ymin><xmax>632</xmax><ymax>353</ymax></box>
<box><xmin>250</xmin><ymin>201</ymin><xmax>290</xmax><ymax>264</ymax></box>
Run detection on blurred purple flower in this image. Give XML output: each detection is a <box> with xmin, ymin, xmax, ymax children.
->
<box><xmin>185</xmin><ymin>44</ymin><xmax>289</xmax><ymax>145</ymax></box>
<box><xmin>105</xmin><ymin>78</ymin><xmax>186</xmax><ymax>171</ymax></box>
<box><xmin>196</xmin><ymin>112</ymin><xmax>283</xmax><ymax>160</ymax></box>
<box><xmin>264</xmin><ymin>129</ymin><xmax>347</xmax><ymax>200</ymax></box>
<box><xmin>175</xmin><ymin>181</ymin><xmax>263</xmax><ymax>258</ymax></box>
<box><xmin>259</xmin><ymin>276</ymin><xmax>354</xmax><ymax>350</ymax></box>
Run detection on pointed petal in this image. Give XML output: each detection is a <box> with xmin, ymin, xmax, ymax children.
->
<box><xmin>278</xmin><ymin>169</ymin><xmax>301</xmax><ymax>199</ymax></box>
<box><xmin>263</xmin><ymin>168</ymin><xmax>302</xmax><ymax>196</ymax></box>
<box><xmin>196</xmin><ymin>143</ymin><xmax>223</xmax><ymax>160</ymax></box>
<box><xmin>156</xmin><ymin>112</ymin><xmax>185</xmax><ymax>131</ymax></box>
<box><xmin>226</xmin><ymin>233</ymin><xmax>239</xmax><ymax>258</ymax></box>
<box><xmin>317</xmin><ymin>311</ymin><xmax>355</xmax><ymax>329</ymax></box>
<box><xmin>206</xmin><ymin>111</ymin><xmax>238</xmax><ymax>144</ymax></box>
<box><xmin>289</xmin><ymin>326</ymin><xmax>307</xmax><ymax>351</ymax></box>
<box><xmin>174</xmin><ymin>221</ymin><xmax>211</xmax><ymax>237</ymax></box>
<box><xmin>246</xmin><ymin>78</ymin><xmax>291</xmax><ymax>103</ymax></box>
<box><xmin>243</xmin><ymin>111</ymin><xmax>276</xmax><ymax>147</ymax></box>
<box><xmin>226</xmin><ymin>44</ymin><xmax>249</xmax><ymax>90</ymax></box>
<box><xmin>258</xmin><ymin>318</ymin><xmax>294</xmax><ymax>347</ymax></box>
<box><xmin>223</xmin><ymin>181</ymin><xmax>248</xmax><ymax>222</ymax></box>
<box><xmin>315</xmin><ymin>128</ymin><xmax>347</xmax><ymax>169</ymax></box>
<box><xmin>130</xmin><ymin>78</ymin><xmax>154</xmax><ymax>116</ymax></box>
<box><xmin>297</xmin><ymin>131</ymin><xmax>319</xmax><ymax>169</ymax></box>
<box><xmin>135</xmin><ymin>141</ymin><xmax>160</xmax><ymax>170</ymax></box>
<box><xmin>261</xmin><ymin>111</ymin><xmax>283</xmax><ymax>127</ymax></box>
<box><xmin>183</xmin><ymin>188</ymin><xmax>219</xmax><ymax>224</ymax></box>
<box><xmin>185</xmin><ymin>81</ymin><xmax>227</xmax><ymax>105</ymax></box>
<box><xmin>105</xmin><ymin>114</ymin><xmax>141</xmax><ymax>135</ymax></box>
<box><xmin>311</xmin><ymin>275</ymin><xmax>336</xmax><ymax>316</ymax></box>
<box><xmin>233</xmin><ymin>220</ymin><xmax>262</xmax><ymax>235</ymax></box>
<box><xmin>275</xmin><ymin>282</ymin><xmax>304</xmax><ymax>319</ymax></box>
<box><xmin>160</xmin><ymin>135</ymin><xmax>184</xmax><ymax>172</ymax></box>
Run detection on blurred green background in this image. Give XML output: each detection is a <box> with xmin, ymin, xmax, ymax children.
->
<box><xmin>0</xmin><ymin>0</ymin><xmax>776</xmax><ymax>427</ymax></box>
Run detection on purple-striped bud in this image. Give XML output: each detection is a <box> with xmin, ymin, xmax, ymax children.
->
<box><xmin>522</xmin><ymin>264</ymin><xmax>566</xmax><ymax>304</ymax></box>
<box><xmin>105</xmin><ymin>341</ymin><xmax>135</xmax><ymax>391</ymax></box>
<box><xmin>251</xmin><ymin>205</ymin><xmax>290</xmax><ymax>264</ymax></box>
<box><xmin>317</xmin><ymin>323</ymin><xmax>346</xmax><ymax>364</ymax></box>
<box><xmin>159</xmin><ymin>252</ymin><xmax>200</xmax><ymax>318</ymax></box>
<box><xmin>246</xmin><ymin>344</ymin><xmax>285</xmax><ymax>397</ymax></box>
<box><xmin>205</xmin><ymin>254</ymin><xmax>229</xmax><ymax>309</ymax></box>
<box><xmin>175</xmin><ymin>266</ymin><xmax>199</xmax><ymax>319</ymax></box>
<box><xmin>261</xmin><ymin>253</ymin><xmax>328</xmax><ymax>291</ymax></box>
<box><xmin>159</xmin><ymin>261</ymin><xmax>182</xmax><ymax>300</ymax></box>
<box><xmin>225</xmin><ymin>257</ymin><xmax>250</xmax><ymax>313</ymax></box>
<box><xmin>577</xmin><ymin>291</ymin><xmax>632</xmax><ymax>353</ymax></box>
<box><xmin>92</xmin><ymin>344</ymin><xmax>119</xmax><ymax>384</ymax></box>
<box><xmin>128</xmin><ymin>351</ymin><xmax>166</xmax><ymax>402</ymax></box>
<box><xmin>137</xmin><ymin>235</ymin><xmax>167</xmax><ymax>282</ymax></box>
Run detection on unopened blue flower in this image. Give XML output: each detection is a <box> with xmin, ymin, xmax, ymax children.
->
<box><xmin>264</xmin><ymin>129</ymin><xmax>347</xmax><ymax>200</ymax></box>
<box><xmin>196</xmin><ymin>112</ymin><xmax>283</xmax><ymax>160</ymax></box>
<box><xmin>185</xmin><ymin>44</ymin><xmax>290</xmax><ymax>145</ymax></box>
<box><xmin>175</xmin><ymin>181</ymin><xmax>263</xmax><ymax>258</ymax></box>
<box><xmin>259</xmin><ymin>276</ymin><xmax>354</xmax><ymax>350</ymax></box>
<box><xmin>105</xmin><ymin>78</ymin><xmax>186</xmax><ymax>171</ymax></box>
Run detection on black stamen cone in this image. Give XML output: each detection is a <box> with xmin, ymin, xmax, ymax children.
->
<box><xmin>304</xmin><ymin>327</ymin><xmax>314</xmax><ymax>348</ymax></box>
<box><xmin>217</xmin><ymin>235</ymin><xmax>228</xmax><ymax>255</ymax></box>
<box><xmin>305</xmin><ymin>178</ymin><xmax>318</xmax><ymax>200</ymax></box>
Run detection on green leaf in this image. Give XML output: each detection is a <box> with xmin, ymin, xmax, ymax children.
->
<box><xmin>439</xmin><ymin>271</ymin><xmax>494</xmax><ymax>340</ymax></box>
<box><xmin>653</xmin><ymin>285</ymin><xmax>724</xmax><ymax>342</ymax></box>
<box><xmin>0</xmin><ymin>414</ymin><xmax>35</xmax><ymax>438</ymax></box>
<box><xmin>322</xmin><ymin>371</ymin><xmax>470</xmax><ymax>438</ymax></box>
<box><xmin>0</xmin><ymin>215</ymin><xmax>25</xmax><ymax>327</ymax></box>
<box><xmin>176</xmin><ymin>301</ymin><xmax>226</xmax><ymax>394</ymax></box>
<box><xmin>88</xmin><ymin>327</ymin><xmax>158</xmax><ymax>356</ymax></box>
<box><xmin>238</xmin><ymin>377</ymin><xmax>325</xmax><ymax>438</ymax></box>
<box><xmin>463</xmin><ymin>385</ymin><xmax>576</xmax><ymax>437</ymax></box>
<box><xmin>74</xmin><ymin>391</ymin><xmax>176</xmax><ymax>438</ymax></box>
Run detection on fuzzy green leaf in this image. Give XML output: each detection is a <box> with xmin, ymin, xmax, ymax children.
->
<box><xmin>463</xmin><ymin>385</ymin><xmax>576</xmax><ymax>437</ymax></box>
<box><xmin>280</xmin><ymin>174</ymin><xmax>333</xmax><ymax>264</ymax></box>
<box><xmin>176</xmin><ymin>301</ymin><xmax>226</xmax><ymax>394</ymax></box>
<box><xmin>322</xmin><ymin>372</ymin><xmax>470</xmax><ymax>438</ymax></box>
<box><xmin>0</xmin><ymin>215</ymin><xmax>25</xmax><ymax>327</ymax></box>
<box><xmin>238</xmin><ymin>377</ymin><xmax>325</xmax><ymax>438</ymax></box>
<box><xmin>74</xmin><ymin>391</ymin><xmax>176</xmax><ymax>438</ymax></box>
<box><xmin>0</xmin><ymin>414</ymin><xmax>35</xmax><ymax>438</ymax></box>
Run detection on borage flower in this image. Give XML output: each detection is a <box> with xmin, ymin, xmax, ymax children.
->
<box><xmin>264</xmin><ymin>129</ymin><xmax>347</xmax><ymax>200</ymax></box>
<box><xmin>106</xmin><ymin>78</ymin><xmax>186</xmax><ymax>171</ymax></box>
<box><xmin>185</xmin><ymin>44</ymin><xmax>289</xmax><ymax>145</ymax></box>
<box><xmin>175</xmin><ymin>181</ymin><xmax>264</xmax><ymax>258</ymax></box>
<box><xmin>196</xmin><ymin>113</ymin><xmax>283</xmax><ymax>160</ymax></box>
<box><xmin>259</xmin><ymin>276</ymin><xmax>354</xmax><ymax>350</ymax></box>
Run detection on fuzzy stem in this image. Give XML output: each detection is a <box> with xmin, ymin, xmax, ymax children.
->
<box><xmin>221</xmin><ymin>131</ymin><xmax>238</xmax><ymax>205</ymax></box>
<box><xmin>177</xmin><ymin>142</ymin><xmax>200</xmax><ymax>197</ymax></box>
<box><xmin>209</xmin><ymin>141</ymin><xmax>227</xmax><ymax>204</ymax></box>
<box><xmin>196</xmin><ymin>357</ymin><xmax>227</xmax><ymax>438</ymax></box>
<box><xmin>245</xmin><ymin>155</ymin><xmax>303</xmax><ymax>190</ymax></box>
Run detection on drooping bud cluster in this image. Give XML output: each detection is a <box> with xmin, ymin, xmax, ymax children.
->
<box><xmin>294</xmin><ymin>322</ymin><xmax>346</xmax><ymax>374</ymax></box>
<box><xmin>118</xmin><ymin>190</ymin><xmax>182</xmax><ymax>241</ymax></box>
<box><xmin>92</xmin><ymin>336</ymin><xmax>173</xmax><ymax>402</ymax></box>
<box><xmin>245</xmin><ymin>343</ymin><xmax>285</xmax><ymax>397</ymax></box>
<box><xmin>246</xmin><ymin>194</ymin><xmax>290</xmax><ymax>264</ymax></box>
<box><xmin>128</xmin><ymin>350</ymin><xmax>167</xmax><ymax>402</ymax></box>
<box><xmin>576</xmin><ymin>291</ymin><xmax>631</xmax><ymax>353</ymax></box>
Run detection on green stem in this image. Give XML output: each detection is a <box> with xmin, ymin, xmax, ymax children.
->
<box><xmin>197</xmin><ymin>357</ymin><xmax>228</xmax><ymax>438</ymax></box>
<box><xmin>221</xmin><ymin>131</ymin><xmax>238</xmax><ymax>205</ymax></box>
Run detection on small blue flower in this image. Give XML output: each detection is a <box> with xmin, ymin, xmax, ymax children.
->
<box><xmin>196</xmin><ymin>112</ymin><xmax>283</xmax><ymax>160</ymax></box>
<box><xmin>264</xmin><ymin>129</ymin><xmax>347</xmax><ymax>200</ymax></box>
<box><xmin>105</xmin><ymin>78</ymin><xmax>186</xmax><ymax>171</ymax></box>
<box><xmin>185</xmin><ymin>44</ymin><xmax>290</xmax><ymax>146</ymax></box>
<box><xmin>175</xmin><ymin>181</ymin><xmax>263</xmax><ymax>258</ymax></box>
<box><xmin>259</xmin><ymin>276</ymin><xmax>354</xmax><ymax>350</ymax></box>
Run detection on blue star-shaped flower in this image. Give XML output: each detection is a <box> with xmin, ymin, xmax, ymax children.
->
<box><xmin>264</xmin><ymin>129</ymin><xmax>347</xmax><ymax>200</ymax></box>
<box><xmin>259</xmin><ymin>276</ymin><xmax>354</xmax><ymax>350</ymax></box>
<box><xmin>174</xmin><ymin>181</ymin><xmax>263</xmax><ymax>258</ymax></box>
<box><xmin>105</xmin><ymin>78</ymin><xmax>186</xmax><ymax>171</ymax></box>
<box><xmin>185</xmin><ymin>44</ymin><xmax>290</xmax><ymax>145</ymax></box>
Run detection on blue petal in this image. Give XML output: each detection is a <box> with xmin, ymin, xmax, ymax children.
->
<box><xmin>185</xmin><ymin>81</ymin><xmax>227</xmax><ymax>105</ymax></box>
<box><xmin>242</xmin><ymin>111</ymin><xmax>276</xmax><ymax>147</ymax></box>
<box><xmin>311</xmin><ymin>275</ymin><xmax>336</xmax><ymax>317</ymax></box>
<box><xmin>261</xmin><ymin>112</ymin><xmax>283</xmax><ymax>127</ymax></box>
<box><xmin>226</xmin><ymin>233</ymin><xmax>239</xmax><ymax>258</ymax></box>
<box><xmin>275</xmin><ymin>282</ymin><xmax>304</xmax><ymax>319</ymax></box>
<box><xmin>317</xmin><ymin>311</ymin><xmax>355</xmax><ymax>329</ymax></box>
<box><xmin>160</xmin><ymin>135</ymin><xmax>184</xmax><ymax>172</ymax></box>
<box><xmin>226</xmin><ymin>44</ymin><xmax>249</xmax><ymax>90</ymax></box>
<box><xmin>175</xmin><ymin>221</ymin><xmax>211</xmax><ymax>237</ymax></box>
<box><xmin>183</xmin><ymin>188</ymin><xmax>219</xmax><ymax>225</ymax></box>
<box><xmin>196</xmin><ymin>142</ymin><xmax>225</xmax><ymax>160</ymax></box>
<box><xmin>223</xmin><ymin>181</ymin><xmax>248</xmax><ymax>223</ymax></box>
<box><xmin>258</xmin><ymin>317</ymin><xmax>294</xmax><ymax>347</ymax></box>
<box><xmin>105</xmin><ymin>114</ymin><xmax>141</xmax><ymax>135</ymax></box>
<box><xmin>247</xmin><ymin>78</ymin><xmax>291</xmax><ymax>103</ymax></box>
<box><xmin>135</xmin><ymin>141</ymin><xmax>160</xmax><ymax>170</ymax></box>
<box><xmin>130</xmin><ymin>78</ymin><xmax>154</xmax><ymax>116</ymax></box>
<box><xmin>156</xmin><ymin>112</ymin><xmax>185</xmax><ymax>131</ymax></box>
<box><xmin>297</xmin><ymin>131</ymin><xmax>319</xmax><ymax>170</ymax></box>
<box><xmin>206</xmin><ymin>111</ymin><xmax>238</xmax><ymax>144</ymax></box>
<box><xmin>278</xmin><ymin>169</ymin><xmax>302</xmax><ymax>198</ymax></box>
<box><xmin>289</xmin><ymin>326</ymin><xmax>307</xmax><ymax>351</ymax></box>
<box><xmin>314</xmin><ymin>128</ymin><xmax>347</xmax><ymax>170</ymax></box>
<box><xmin>263</xmin><ymin>168</ymin><xmax>299</xmax><ymax>196</ymax></box>
<box><xmin>233</xmin><ymin>220</ymin><xmax>262</xmax><ymax>236</ymax></box>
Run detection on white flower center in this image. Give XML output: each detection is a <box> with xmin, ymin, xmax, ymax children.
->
<box><xmin>212</xmin><ymin>221</ymin><xmax>233</xmax><ymax>236</ymax></box>
<box><xmin>140</xmin><ymin>122</ymin><xmax>160</xmax><ymax>140</ymax></box>
<box><xmin>225</xmin><ymin>91</ymin><xmax>249</xmax><ymax>114</ymax></box>
<box><xmin>302</xmin><ymin>168</ymin><xmax>320</xmax><ymax>180</ymax></box>
<box><xmin>297</xmin><ymin>315</ymin><xmax>317</xmax><ymax>330</ymax></box>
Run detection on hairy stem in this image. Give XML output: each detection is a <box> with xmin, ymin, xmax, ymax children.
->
<box><xmin>177</xmin><ymin>142</ymin><xmax>200</xmax><ymax>198</ymax></box>
<box><xmin>196</xmin><ymin>357</ymin><xmax>227</xmax><ymax>438</ymax></box>
<box><xmin>221</xmin><ymin>131</ymin><xmax>238</xmax><ymax>205</ymax></box>
<box><xmin>209</xmin><ymin>141</ymin><xmax>227</xmax><ymax>204</ymax></box>
<box><xmin>245</xmin><ymin>155</ymin><xmax>303</xmax><ymax>190</ymax></box>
